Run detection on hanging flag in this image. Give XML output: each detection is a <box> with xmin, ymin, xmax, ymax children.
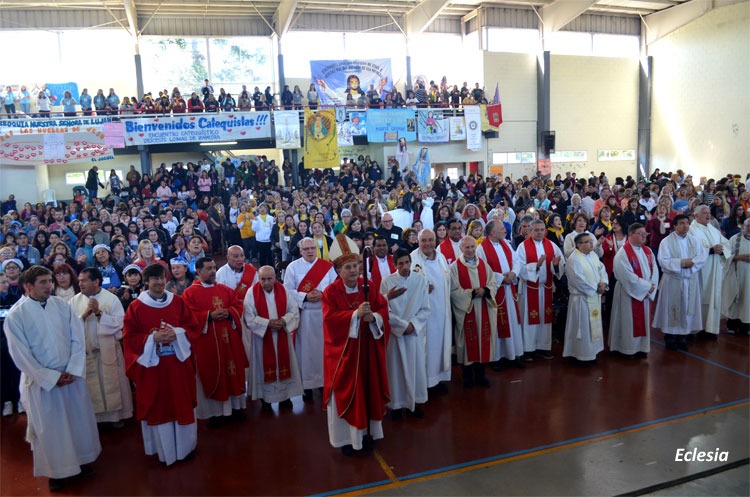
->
<box><xmin>486</xmin><ymin>82</ymin><xmax>503</xmax><ymax>128</ymax></box>
<box><xmin>303</xmin><ymin>109</ymin><xmax>340</xmax><ymax>169</ymax></box>
<box><xmin>464</xmin><ymin>106</ymin><xmax>482</xmax><ymax>151</ymax></box>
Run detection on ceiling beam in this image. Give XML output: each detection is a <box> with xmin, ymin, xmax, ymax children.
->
<box><xmin>644</xmin><ymin>0</ymin><xmax>715</xmax><ymax>45</ymax></box>
<box><xmin>274</xmin><ymin>0</ymin><xmax>299</xmax><ymax>37</ymax></box>
<box><xmin>405</xmin><ymin>0</ymin><xmax>452</xmax><ymax>36</ymax></box>
<box><xmin>541</xmin><ymin>0</ymin><xmax>599</xmax><ymax>32</ymax></box>
<box><xmin>122</xmin><ymin>0</ymin><xmax>139</xmax><ymax>36</ymax></box>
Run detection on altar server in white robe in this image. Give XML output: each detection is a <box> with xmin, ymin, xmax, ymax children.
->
<box><xmin>652</xmin><ymin>214</ymin><xmax>708</xmax><ymax>351</ymax></box>
<box><xmin>563</xmin><ymin>233</ymin><xmax>608</xmax><ymax>364</ymax></box>
<box><xmin>4</xmin><ymin>266</ymin><xmax>101</xmax><ymax>490</ymax></box>
<box><xmin>722</xmin><ymin>219</ymin><xmax>750</xmax><ymax>336</ymax></box>
<box><xmin>410</xmin><ymin>229</ymin><xmax>452</xmax><ymax>389</ymax></box>
<box><xmin>283</xmin><ymin>237</ymin><xmax>338</xmax><ymax>402</ymax></box>
<box><xmin>517</xmin><ymin>220</ymin><xmax>565</xmax><ymax>359</ymax></box>
<box><xmin>689</xmin><ymin>205</ymin><xmax>731</xmax><ymax>338</ymax></box>
<box><xmin>243</xmin><ymin>266</ymin><xmax>302</xmax><ymax>410</ymax></box>
<box><xmin>70</xmin><ymin>267</ymin><xmax>133</xmax><ymax>424</ymax></box>
<box><xmin>381</xmin><ymin>249</ymin><xmax>430</xmax><ymax>418</ymax></box>
<box><xmin>476</xmin><ymin>221</ymin><xmax>524</xmax><ymax>367</ymax></box>
<box><xmin>609</xmin><ymin>223</ymin><xmax>659</xmax><ymax>356</ymax></box>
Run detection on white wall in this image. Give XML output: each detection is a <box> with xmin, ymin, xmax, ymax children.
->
<box><xmin>0</xmin><ymin>164</ymin><xmax>40</xmax><ymax>206</ymax></box>
<box><xmin>649</xmin><ymin>2</ymin><xmax>750</xmax><ymax>179</ymax></box>
<box><xmin>550</xmin><ymin>54</ymin><xmax>640</xmax><ymax>181</ymax></box>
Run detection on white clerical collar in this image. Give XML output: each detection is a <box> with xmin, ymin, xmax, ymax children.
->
<box><xmin>232</xmin><ymin>266</ymin><xmax>244</xmax><ymax>273</ymax></box>
<box><xmin>420</xmin><ymin>250</ymin><xmax>436</xmax><ymax>260</ymax></box>
<box><xmin>200</xmin><ymin>282</ymin><xmax>215</xmax><ymax>287</ymax></box>
<box><xmin>344</xmin><ymin>283</ymin><xmax>359</xmax><ymax>293</ymax></box>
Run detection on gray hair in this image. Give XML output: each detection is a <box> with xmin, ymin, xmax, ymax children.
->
<box><xmin>297</xmin><ymin>236</ymin><xmax>315</xmax><ymax>248</ymax></box>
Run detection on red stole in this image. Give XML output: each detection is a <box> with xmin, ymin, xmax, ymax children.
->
<box><xmin>456</xmin><ymin>259</ymin><xmax>492</xmax><ymax>363</ymax></box>
<box><xmin>370</xmin><ymin>254</ymin><xmax>395</xmax><ymax>289</ymax></box>
<box><xmin>623</xmin><ymin>242</ymin><xmax>654</xmax><ymax>338</ymax></box>
<box><xmin>480</xmin><ymin>238</ymin><xmax>520</xmax><ymax>338</ymax></box>
<box><xmin>298</xmin><ymin>258</ymin><xmax>334</xmax><ymax>293</ymax></box>
<box><xmin>522</xmin><ymin>237</ymin><xmax>555</xmax><ymax>325</ymax></box>
<box><xmin>234</xmin><ymin>264</ymin><xmax>257</xmax><ymax>301</ymax></box>
<box><xmin>252</xmin><ymin>282</ymin><xmax>293</xmax><ymax>383</ymax></box>
<box><xmin>439</xmin><ymin>238</ymin><xmax>457</xmax><ymax>264</ymax></box>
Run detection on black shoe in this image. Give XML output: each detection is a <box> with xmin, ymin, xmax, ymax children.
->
<box><xmin>521</xmin><ymin>353</ymin><xmax>534</xmax><ymax>362</ymax></box>
<box><xmin>279</xmin><ymin>399</ymin><xmax>294</xmax><ymax>409</ymax></box>
<box><xmin>260</xmin><ymin>400</ymin><xmax>273</xmax><ymax>412</ymax></box>
<box><xmin>207</xmin><ymin>416</ymin><xmax>225</xmax><ymax>428</ymax></box>
<box><xmin>391</xmin><ymin>408</ymin><xmax>404</xmax><ymax>421</ymax></box>
<box><xmin>699</xmin><ymin>331</ymin><xmax>718</xmax><ymax>341</ymax></box>
<box><xmin>571</xmin><ymin>358</ymin><xmax>591</xmax><ymax>367</ymax></box>
<box><xmin>462</xmin><ymin>365</ymin><xmax>474</xmax><ymax>388</ymax></box>
<box><xmin>78</xmin><ymin>464</ymin><xmax>96</xmax><ymax>478</ymax></box>
<box><xmin>231</xmin><ymin>409</ymin><xmax>246</xmax><ymax>421</ymax></box>
<box><xmin>110</xmin><ymin>421</ymin><xmax>125</xmax><ymax>429</ymax></box>
<box><xmin>536</xmin><ymin>350</ymin><xmax>554</xmax><ymax>360</ymax></box>
<box><xmin>341</xmin><ymin>445</ymin><xmax>355</xmax><ymax>457</ymax></box>
<box><xmin>677</xmin><ymin>340</ymin><xmax>688</xmax><ymax>351</ymax></box>
<box><xmin>49</xmin><ymin>478</ymin><xmax>67</xmax><ymax>492</ymax></box>
<box><xmin>429</xmin><ymin>383</ymin><xmax>449</xmax><ymax>395</ymax></box>
<box><xmin>476</xmin><ymin>376</ymin><xmax>491</xmax><ymax>388</ymax></box>
<box><xmin>635</xmin><ymin>352</ymin><xmax>648</xmax><ymax>359</ymax></box>
<box><xmin>512</xmin><ymin>358</ymin><xmax>526</xmax><ymax>369</ymax></box>
<box><xmin>490</xmin><ymin>361</ymin><xmax>504</xmax><ymax>372</ymax></box>
<box><xmin>408</xmin><ymin>407</ymin><xmax>425</xmax><ymax>419</ymax></box>
<box><xmin>474</xmin><ymin>364</ymin><xmax>490</xmax><ymax>387</ymax></box>
<box><xmin>685</xmin><ymin>334</ymin><xmax>696</xmax><ymax>343</ymax></box>
<box><xmin>181</xmin><ymin>449</ymin><xmax>196</xmax><ymax>462</ymax></box>
<box><xmin>303</xmin><ymin>389</ymin><xmax>314</xmax><ymax>403</ymax></box>
<box><xmin>665</xmin><ymin>342</ymin><xmax>678</xmax><ymax>351</ymax></box>
<box><xmin>362</xmin><ymin>435</ymin><xmax>376</xmax><ymax>452</ymax></box>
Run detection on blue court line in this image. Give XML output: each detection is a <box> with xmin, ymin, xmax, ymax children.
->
<box><xmin>651</xmin><ymin>338</ymin><xmax>750</xmax><ymax>379</ymax></box>
<box><xmin>309</xmin><ymin>398</ymin><xmax>750</xmax><ymax>497</ymax></box>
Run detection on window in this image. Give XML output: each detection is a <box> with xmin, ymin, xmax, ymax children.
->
<box><xmin>550</xmin><ymin>151</ymin><xmax>587</xmax><ymax>163</ymax></box>
<box><xmin>593</xmin><ymin>34</ymin><xmax>639</xmax><ymax>58</ymax></box>
<box><xmin>445</xmin><ymin>167</ymin><xmax>459</xmax><ymax>181</ymax></box>
<box><xmin>493</xmin><ymin>152</ymin><xmax>537</xmax><ymax>164</ymax></box>
<box><xmin>65</xmin><ymin>169</ymin><xmax>123</xmax><ymax>186</ymax></box>
<box><xmin>598</xmin><ymin>149</ymin><xmax>636</xmax><ymax>161</ymax></box>
<box><xmin>486</xmin><ymin>28</ymin><xmax>539</xmax><ymax>54</ymax></box>
<box><xmin>546</xmin><ymin>31</ymin><xmax>592</xmax><ymax>56</ymax></box>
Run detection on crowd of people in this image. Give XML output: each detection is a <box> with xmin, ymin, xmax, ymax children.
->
<box><xmin>0</xmin><ymin>77</ymin><xmax>490</xmax><ymax>118</ymax></box>
<box><xmin>1</xmin><ymin>159</ymin><xmax>749</xmax><ymax>491</ymax></box>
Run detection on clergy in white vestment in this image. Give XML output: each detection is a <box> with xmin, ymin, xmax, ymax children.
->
<box><xmin>689</xmin><ymin>205</ymin><xmax>731</xmax><ymax>337</ymax></box>
<box><xmin>70</xmin><ymin>267</ymin><xmax>133</xmax><ymax>424</ymax></box>
<box><xmin>410</xmin><ymin>229</ymin><xmax>452</xmax><ymax>389</ymax></box>
<box><xmin>216</xmin><ymin>245</ymin><xmax>258</xmax><ymax>302</ymax></box>
<box><xmin>380</xmin><ymin>249</ymin><xmax>430</xmax><ymax>418</ymax></box>
<box><xmin>243</xmin><ymin>266</ymin><xmax>302</xmax><ymax>411</ymax></box>
<box><xmin>722</xmin><ymin>219</ymin><xmax>750</xmax><ymax>336</ymax></box>
<box><xmin>476</xmin><ymin>221</ymin><xmax>524</xmax><ymax>366</ymax></box>
<box><xmin>4</xmin><ymin>266</ymin><xmax>101</xmax><ymax>489</ymax></box>
<box><xmin>562</xmin><ymin>234</ymin><xmax>608</xmax><ymax>363</ymax></box>
<box><xmin>450</xmin><ymin>236</ymin><xmax>498</xmax><ymax>388</ymax></box>
<box><xmin>609</xmin><ymin>223</ymin><xmax>659</xmax><ymax>356</ymax></box>
<box><xmin>652</xmin><ymin>214</ymin><xmax>708</xmax><ymax>351</ymax></box>
<box><xmin>283</xmin><ymin>237</ymin><xmax>338</xmax><ymax>402</ymax></box>
<box><xmin>517</xmin><ymin>220</ymin><xmax>565</xmax><ymax>359</ymax></box>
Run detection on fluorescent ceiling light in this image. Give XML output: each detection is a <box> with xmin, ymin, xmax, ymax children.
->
<box><xmin>199</xmin><ymin>141</ymin><xmax>237</xmax><ymax>146</ymax></box>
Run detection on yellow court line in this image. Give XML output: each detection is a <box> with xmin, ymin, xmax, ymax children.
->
<box><xmin>373</xmin><ymin>450</ymin><xmax>399</xmax><ymax>483</ymax></box>
<box><xmin>337</xmin><ymin>402</ymin><xmax>749</xmax><ymax>497</ymax></box>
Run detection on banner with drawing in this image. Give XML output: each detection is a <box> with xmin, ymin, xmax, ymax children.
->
<box><xmin>304</xmin><ymin>109</ymin><xmax>339</xmax><ymax>169</ymax></box>
<box><xmin>449</xmin><ymin>117</ymin><xmax>466</xmax><ymax>141</ymax></box>
<box><xmin>310</xmin><ymin>59</ymin><xmax>392</xmax><ymax>106</ymax></box>
<box><xmin>417</xmin><ymin>109</ymin><xmax>449</xmax><ymax>143</ymax></box>
<box><xmin>274</xmin><ymin>110</ymin><xmax>301</xmax><ymax>149</ymax></box>
<box><xmin>123</xmin><ymin>112</ymin><xmax>271</xmax><ymax>145</ymax></box>
<box><xmin>0</xmin><ymin>116</ymin><xmax>112</xmax><ymax>165</ymax></box>
<box><xmin>365</xmin><ymin>109</ymin><xmax>416</xmax><ymax>143</ymax></box>
<box><xmin>464</xmin><ymin>105</ymin><xmax>482</xmax><ymax>151</ymax></box>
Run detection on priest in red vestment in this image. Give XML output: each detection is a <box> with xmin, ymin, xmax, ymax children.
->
<box><xmin>181</xmin><ymin>257</ymin><xmax>248</xmax><ymax>426</ymax></box>
<box><xmin>367</xmin><ymin>235</ymin><xmax>396</xmax><ymax>289</ymax></box>
<box><xmin>123</xmin><ymin>263</ymin><xmax>201</xmax><ymax>466</ymax></box>
<box><xmin>437</xmin><ymin>219</ymin><xmax>463</xmax><ymax>264</ymax></box>
<box><xmin>322</xmin><ymin>251</ymin><xmax>390</xmax><ymax>456</ymax></box>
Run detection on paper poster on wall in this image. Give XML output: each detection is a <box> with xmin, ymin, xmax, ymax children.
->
<box><xmin>43</xmin><ymin>133</ymin><xmax>65</xmax><ymax>159</ymax></box>
<box><xmin>349</xmin><ymin>112</ymin><xmax>367</xmax><ymax>136</ymax></box>
<box><xmin>449</xmin><ymin>117</ymin><xmax>466</xmax><ymax>141</ymax></box>
<box><xmin>489</xmin><ymin>165</ymin><xmax>504</xmax><ymax>178</ymax></box>
<box><xmin>103</xmin><ymin>121</ymin><xmax>126</xmax><ymax>148</ymax></box>
<box><xmin>537</xmin><ymin>158</ymin><xmax>551</xmax><ymax>177</ymax></box>
<box><xmin>124</xmin><ymin>112</ymin><xmax>271</xmax><ymax>145</ymax></box>
<box><xmin>417</xmin><ymin>110</ymin><xmax>449</xmax><ymax>143</ymax></box>
<box><xmin>274</xmin><ymin>110</ymin><xmax>301</xmax><ymax>149</ymax></box>
<box><xmin>464</xmin><ymin>106</ymin><xmax>482</xmax><ymax>151</ymax></box>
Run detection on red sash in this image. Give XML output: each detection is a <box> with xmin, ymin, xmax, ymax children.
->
<box><xmin>253</xmin><ymin>282</ymin><xmax>293</xmax><ymax>383</ymax></box>
<box><xmin>298</xmin><ymin>258</ymin><xmax>334</xmax><ymax>293</ymax></box>
<box><xmin>456</xmin><ymin>259</ymin><xmax>492</xmax><ymax>363</ymax></box>
<box><xmin>439</xmin><ymin>238</ymin><xmax>457</xmax><ymax>264</ymax></box>
<box><xmin>522</xmin><ymin>238</ymin><xmax>555</xmax><ymax>325</ymax></box>
<box><xmin>480</xmin><ymin>238</ymin><xmax>520</xmax><ymax>338</ymax></box>
<box><xmin>370</xmin><ymin>255</ymin><xmax>395</xmax><ymax>289</ymax></box>
<box><xmin>623</xmin><ymin>242</ymin><xmax>654</xmax><ymax>338</ymax></box>
<box><xmin>235</xmin><ymin>264</ymin><xmax>257</xmax><ymax>301</ymax></box>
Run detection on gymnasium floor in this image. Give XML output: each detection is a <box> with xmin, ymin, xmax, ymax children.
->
<box><xmin>1</xmin><ymin>331</ymin><xmax>748</xmax><ymax>496</ymax></box>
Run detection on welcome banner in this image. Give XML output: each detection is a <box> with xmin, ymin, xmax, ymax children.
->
<box><xmin>365</xmin><ymin>109</ymin><xmax>417</xmax><ymax>143</ymax></box>
<box><xmin>274</xmin><ymin>110</ymin><xmax>301</xmax><ymax>149</ymax></box>
<box><xmin>310</xmin><ymin>59</ymin><xmax>393</xmax><ymax>106</ymax></box>
<box><xmin>123</xmin><ymin>112</ymin><xmax>271</xmax><ymax>145</ymax></box>
<box><xmin>304</xmin><ymin>109</ymin><xmax>339</xmax><ymax>169</ymax></box>
<box><xmin>0</xmin><ymin>116</ymin><xmax>112</xmax><ymax>165</ymax></box>
<box><xmin>417</xmin><ymin>109</ymin><xmax>449</xmax><ymax>143</ymax></box>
